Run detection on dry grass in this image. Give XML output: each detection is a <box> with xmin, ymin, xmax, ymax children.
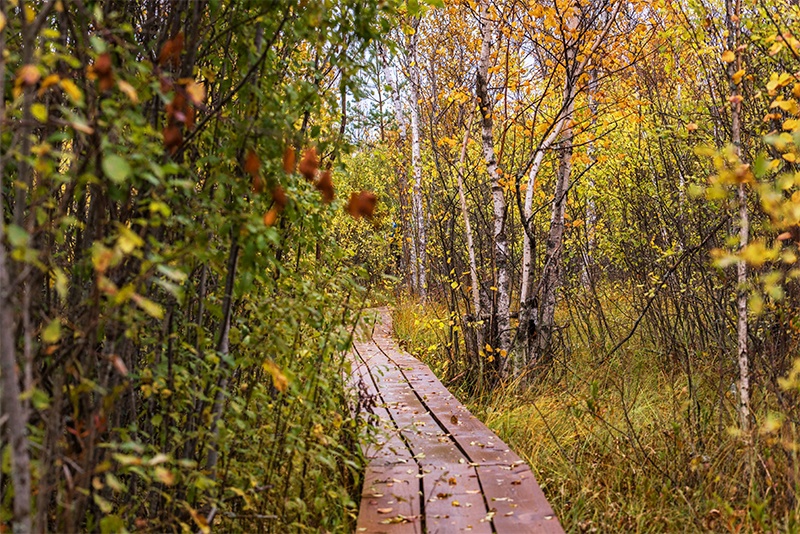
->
<box><xmin>392</xmin><ymin>297</ymin><xmax>800</xmax><ymax>533</ymax></box>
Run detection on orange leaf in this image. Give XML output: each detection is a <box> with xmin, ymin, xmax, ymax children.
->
<box><xmin>158</xmin><ymin>32</ymin><xmax>184</xmax><ymax>68</ymax></box>
<box><xmin>244</xmin><ymin>150</ymin><xmax>260</xmax><ymax>177</ymax></box>
<box><xmin>94</xmin><ymin>53</ymin><xmax>112</xmax><ymax>77</ymax></box>
<box><xmin>251</xmin><ymin>175</ymin><xmax>265</xmax><ymax>194</ymax></box>
<box><xmin>346</xmin><ymin>191</ymin><xmax>377</xmax><ymax>219</ymax></box>
<box><xmin>272</xmin><ymin>185</ymin><xmax>288</xmax><ymax>210</ymax></box>
<box><xmin>298</xmin><ymin>147</ymin><xmax>319</xmax><ymax>181</ymax></box>
<box><xmin>163</xmin><ymin>125</ymin><xmax>182</xmax><ymax>153</ymax></box>
<box><xmin>316</xmin><ymin>170</ymin><xmax>334</xmax><ymax>204</ymax></box>
<box><xmin>263</xmin><ymin>207</ymin><xmax>279</xmax><ymax>226</ymax></box>
<box><xmin>283</xmin><ymin>146</ymin><xmax>296</xmax><ymax>173</ymax></box>
<box><xmin>17</xmin><ymin>64</ymin><xmax>40</xmax><ymax>86</ymax></box>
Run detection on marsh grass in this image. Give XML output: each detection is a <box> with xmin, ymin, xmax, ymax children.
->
<box><xmin>391</xmin><ymin>296</ymin><xmax>800</xmax><ymax>533</ymax></box>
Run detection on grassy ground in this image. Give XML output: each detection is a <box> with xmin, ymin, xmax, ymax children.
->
<box><xmin>391</xmin><ymin>297</ymin><xmax>800</xmax><ymax>533</ymax></box>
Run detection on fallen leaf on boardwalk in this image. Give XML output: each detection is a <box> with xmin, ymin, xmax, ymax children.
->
<box><xmin>450</xmin><ymin>414</ymin><xmax>459</xmax><ymax>424</ymax></box>
<box><xmin>451</xmin><ymin>500</ymin><xmax>461</xmax><ymax>507</ymax></box>
<box><xmin>436</xmin><ymin>492</ymin><xmax>451</xmax><ymax>499</ymax></box>
<box><xmin>448</xmin><ymin>477</ymin><xmax>457</xmax><ymax>485</ymax></box>
<box><xmin>466</xmin><ymin>489</ymin><xmax>480</xmax><ymax>494</ymax></box>
<box><xmin>511</xmin><ymin>479</ymin><xmax>522</xmax><ymax>485</ymax></box>
<box><xmin>376</xmin><ymin>507</ymin><xmax>393</xmax><ymax>514</ymax></box>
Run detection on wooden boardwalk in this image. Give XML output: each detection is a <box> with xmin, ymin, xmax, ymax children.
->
<box><xmin>350</xmin><ymin>309</ymin><xmax>563</xmax><ymax>533</ymax></box>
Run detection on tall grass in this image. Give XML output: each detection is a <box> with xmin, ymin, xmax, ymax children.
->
<box><xmin>392</xmin><ymin>296</ymin><xmax>800</xmax><ymax>533</ymax></box>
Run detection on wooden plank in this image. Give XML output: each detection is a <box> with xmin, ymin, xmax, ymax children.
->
<box><xmin>362</xmin><ymin>347</ymin><xmax>492</xmax><ymax>532</ymax></box>
<box><xmin>355</xmin><ymin>308</ymin><xmax>564</xmax><ymax>533</ymax></box>
<box><xmin>477</xmin><ymin>464</ymin><xmax>563</xmax><ymax>533</ymax></box>
<box><xmin>357</xmin><ymin>464</ymin><xmax>422</xmax><ymax>534</ymax></box>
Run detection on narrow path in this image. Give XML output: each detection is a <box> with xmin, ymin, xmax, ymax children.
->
<box><xmin>351</xmin><ymin>309</ymin><xmax>563</xmax><ymax>533</ymax></box>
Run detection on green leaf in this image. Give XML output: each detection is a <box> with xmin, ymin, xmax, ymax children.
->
<box><xmin>42</xmin><ymin>318</ymin><xmax>61</xmax><ymax>344</ymax></box>
<box><xmin>6</xmin><ymin>225</ymin><xmax>29</xmax><ymax>248</ymax></box>
<box><xmin>133</xmin><ymin>294</ymin><xmax>164</xmax><ymax>319</ymax></box>
<box><xmin>31</xmin><ymin>103</ymin><xmax>48</xmax><ymax>123</ymax></box>
<box><xmin>93</xmin><ymin>493</ymin><xmax>114</xmax><ymax>514</ymax></box>
<box><xmin>407</xmin><ymin>0</ymin><xmax>421</xmax><ymax>15</ymax></box>
<box><xmin>102</xmin><ymin>155</ymin><xmax>132</xmax><ymax>184</ymax></box>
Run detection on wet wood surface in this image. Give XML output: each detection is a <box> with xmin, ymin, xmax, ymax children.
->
<box><xmin>352</xmin><ymin>309</ymin><xmax>563</xmax><ymax>533</ymax></box>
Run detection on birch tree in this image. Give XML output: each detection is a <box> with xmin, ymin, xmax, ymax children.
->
<box><xmin>476</xmin><ymin>0</ymin><xmax>512</xmax><ymax>375</ymax></box>
<box><xmin>518</xmin><ymin>1</ymin><xmax>621</xmax><ymax>370</ymax></box>
<box><xmin>407</xmin><ymin>22</ymin><xmax>428</xmax><ymax>299</ymax></box>
<box><xmin>725</xmin><ymin>0</ymin><xmax>751</xmax><ymax>436</ymax></box>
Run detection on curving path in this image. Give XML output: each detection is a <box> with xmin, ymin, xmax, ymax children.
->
<box><xmin>350</xmin><ymin>308</ymin><xmax>563</xmax><ymax>533</ymax></box>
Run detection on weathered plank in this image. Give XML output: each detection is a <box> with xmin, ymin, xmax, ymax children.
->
<box><xmin>354</xmin><ymin>309</ymin><xmax>563</xmax><ymax>533</ymax></box>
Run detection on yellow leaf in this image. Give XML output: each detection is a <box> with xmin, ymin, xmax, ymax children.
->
<box><xmin>185</xmin><ymin>80</ymin><xmax>205</xmax><ymax>105</ymax></box>
<box><xmin>155</xmin><ymin>467</ymin><xmax>175</xmax><ymax>486</ymax></box>
<box><xmin>131</xmin><ymin>293</ymin><xmax>164</xmax><ymax>319</ymax></box>
<box><xmin>783</xmin><ymin>119</ymin><xmax>800</xmax><ymax>131</ymax></box>
<box><xmin>42</xmin><ymin>318</ymin><xmax>61</xmax><ymax>344</ymax></box>
<box><xmin>186</xmin><ymin>505</ymin><xmax>210</xmax><ymax>534</ymax></box>
<box><xmin>0</xmin><ymin>12</ymin><xmax>6</xmax><ymax>32</ymax></box>
<box><xmin>732</xmin><ymin>69</ymin><xmax>745</xmax><ymax>84</ymax></box>
<box><xmin>263</xmin><ymin>359</ymin><xmax>288</xmax><ymax>392</ymax></box>
<box><xmin>60</xmin><ymin>79</ymin><xmax>83</xmax><ymax>103</ymax></box>
<box><xmin>117</xmin><ymin>80</ymin><xmax>139</xmax><ymax>103</ymax></box>
<box><xmin>721</xmin><ymin>50</ymin><xmax>735</xmax><ymax>63</ymax></box>
<box><xmin>31</xmin><ymin>103</ymin><xmax>47</xmax><ymax>123</ymax></box>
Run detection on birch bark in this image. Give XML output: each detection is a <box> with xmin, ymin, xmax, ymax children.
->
<box><xmin>379</xmin><ymin>44</ymin><xmax>414</xmax><ymax>290</ymax></box>
<box><xmin>476</xmin><ymin>0</ymin><xmax>511</xmax><ymax>375</ymax></box>
<box><xmin>726</xmin><ymin>0</ymin><xmax>750</xmax><ymax>436</ymax></box>
<box><xmin>407</xmin><ymin>27</ymin><xmax>427</xmax><ymax>299</ymax></box>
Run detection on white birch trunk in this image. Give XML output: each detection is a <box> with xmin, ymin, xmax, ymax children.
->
<box><xmin>455</xmin><ymin>113</ymin><xmax>484</xmax><ymax>376</ymax></box>
<box><xmin>476</xmin><ymin>0</ymin><xmax>511</xmax><ymax>375</ymax></box>
<box><xmin>380</xmin><ymin>44</ymin><xmax>414</xmax><ymax>292</ymax></box>
<box><xmin>726</xmin><ymin>0</ymin><xmax>750</xmax><ymax>436</ymax></box>
<box><xmin>536</xmin><ymin>95</ymin><xmax>575</xmax><ymax>363</ymax></box>
<box><xmin>408</xmin><ymin>29</ymin><xmax>427</xmax><ymax>299</ymax></box>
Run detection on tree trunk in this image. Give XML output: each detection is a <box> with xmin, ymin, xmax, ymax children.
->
<box><xmin>455</xmin><ymin>113</ymin><xmax>484</xmax><ymax>377</ymax></box>
<box><xmin>581</xmin><ymin>66</ymin><xmax>598</xmax><ymax>289</ymax></box>
<box><xmin>534</xmin><ymin>23</ymin><xmax>578</xmax><ymax>369</ymax></box>
<box><xmin>379</xmin><ymin>44</ymin><xmax>413</xmax><ymax>289</ymax></box>
<box><xmin>476</xmin><ymin>0</ymin><xmax>511</xmax><ymax>377</ymax></box>
<box><xmin>726</xmin><ymin>0</ymin><xmax>750</xmax><ymax>437</ymax></box>
<box><xmin>408</xmin><ymin>27</ymin><xmax>427</xmax><ymax>299</ymax></box>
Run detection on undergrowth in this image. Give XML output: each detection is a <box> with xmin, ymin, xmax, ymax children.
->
<box><xmin>392</xmin><ymin>296</ymin><xmax>800</xmax><ymax>533</ymax></box>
